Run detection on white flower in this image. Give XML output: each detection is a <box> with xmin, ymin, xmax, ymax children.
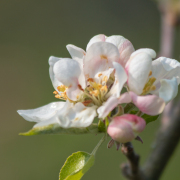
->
<box><xmin>18</xmin><ymin>35</ymin><xmax>132</xmax><ymax>129</ymax></box>
<box><xmin>126</xmin><ymin>48</ymin><xmax>180</xmax><ymax>103</ymax></box>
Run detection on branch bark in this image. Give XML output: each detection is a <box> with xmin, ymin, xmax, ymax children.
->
<box><xmin>142</xmin><ymin>100</ymin><xmax>180</xmax><ymax>180</ymax></box>
<box><xmin>121</xmin><ymin>142</ymin><xmax>142</xmax><ymax>180</ymax></box>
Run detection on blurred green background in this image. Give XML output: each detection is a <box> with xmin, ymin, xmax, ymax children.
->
<box><xmin>1</xmin><ymin>0</ymin><xmax>180</xmax><ymax>179</ymax></box>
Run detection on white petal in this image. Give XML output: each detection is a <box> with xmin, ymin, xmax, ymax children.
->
<box><xmin>131</xmin><ymin>48</ymin><xmax>156</xmax><ymax>59</ymax></box>
<box><xmin>127</xmin><ymin>52</ymin><xmax>152</xmax><ymax>95</ymax></box>
<box><xmin>17</xmin><ymin>102</ymin><xmax>65</xmax><ymax>126</ymax></box>
<box><xmin>84</xmin><ymin>42</ymin><xmax>120</xmax><ymax>79</ymax></box>
<box><xmin>106</xmin><ymin>35</ymin><xmax>135</xmax><ymax>67</ymax></box>
<box><xmin>159</xmin><ymin>77</ymin><xmax>178</xmax><ymax>103</ymax></box>
<box><xmin>107</xmin><ymin>62</ymin><xmax>127</xmax><ymax>98</ymax></box>
<box><xmin>53</xmin><ymin>58</ymin><xmax>84</xmax><ymax>101</ymax></box>
<box><xmin>98</xmin><ymin>92</ymin><xmax>131</xmax><ymax>119</ymax></box>
<box><xmin>152</xmin><ymin>57</ymin><xmax>180</xmax><ymax>92</ymax></box>
<box><xmin>53</xmin><ymin>58</ymin><xmax>81</xmax><ymax>87</ymax></box>
<box><xmin>66</xmin><ymin>44</ymin><xmax>85</xmax><ymax>65</ymax></box>
<box><xmin>86</xmin><ymin>34</ymin><xmax>106</xmax><ymax>51</ymax></box>
<box><xmin>49</xmin><ymin>56</ymin><xmax>63</xmax><ymax>91</ymax></box>
<box><xmin>66</xmin><ymin>45</ymin><xmax>86</xmax><ymax>89</ymax></box>
<box><xmin>58</xmin><ymin>101</ymin><xmax>97</xmax><ymax>128</ymax></box>
<box><xmin>94</xmin><ymin>68</ymin><xmax>114</xmax><ymax>85</ymax></box>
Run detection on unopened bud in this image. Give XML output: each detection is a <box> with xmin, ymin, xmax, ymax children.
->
<box><xmin>107</xmin><ymin>114</ymin><xmax>146</xmax><ymax>143</ymax></box>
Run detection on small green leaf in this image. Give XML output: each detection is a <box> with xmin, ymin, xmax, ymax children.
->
<box><xmin>19</xmin><ymin>123</ymin><xmax>104</xmax><ymax>136</ymax></box>
<box><xmin>142</xmin><ymin>114</ymin><xmax>159</xmax><ymax>124</ymax></box>
<box><xmin>59</xmin><ymin>134</ymin><xmax>106</xmax><ymax>180</ymax></box>
<box><xmin>59</xmin><ymin>151</ymin><xmax>95</xmax><ymax>180</ymax></box>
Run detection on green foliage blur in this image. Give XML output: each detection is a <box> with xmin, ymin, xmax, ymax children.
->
<box><xmin>0</xmin><ymin>0</ymin><xmax>180</xmax><ymax>179</ymax></box>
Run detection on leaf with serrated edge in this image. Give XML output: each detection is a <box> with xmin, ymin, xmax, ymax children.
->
<box><xmin>59</xmin><ymin>151</ymin><xmax>94</xmax><ymax>180</ymax></box>
<box><xmin>19</xmin><ymin>123</ymin><xmax>103</xmax><ymax>136</ymax></box>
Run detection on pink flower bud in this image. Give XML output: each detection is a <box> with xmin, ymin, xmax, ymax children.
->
<box><xmin>107</xmin><ymin>114</ymin><xmax>146</xmax><ymax>143</ymax></box>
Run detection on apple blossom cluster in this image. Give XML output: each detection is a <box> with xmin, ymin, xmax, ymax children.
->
<box><xmin>18</xmin><ymin>34</ymin><xmax>180</xmax><ymax>145</ymax></box>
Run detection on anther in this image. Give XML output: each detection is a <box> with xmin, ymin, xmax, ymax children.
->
<box><xmin>149</xmin><ymin>71</ymin><xmax>152</xmax><ymax>76</ymax></box>
<box><xmin>53</xmin><ymin>91</ymin><xmax>58</xmax><ymax>94</ymax></box>
<box><xmin>151</xmin><ymin>85</ymin><xmax>156</xmax><ymax>91</ymax></box>
<box><xmin>78</xmin><ymin>84</ymin><xmax>84</xmax><ymax>91</ymax></box>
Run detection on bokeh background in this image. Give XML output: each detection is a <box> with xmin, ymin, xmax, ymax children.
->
<box><xmin>1</xmin><ymin>0</ymin><xmax>180</xmax><ymax>179</ymax></box>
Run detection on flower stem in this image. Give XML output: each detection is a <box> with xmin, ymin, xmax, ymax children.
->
<box><xmin>91</xmin><ymin>134</ymin><xmax>106</xmax><ymax>155</ymax></box>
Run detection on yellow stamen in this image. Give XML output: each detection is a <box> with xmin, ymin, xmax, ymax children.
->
<box><xmin>55</xmin><ymin>94</ymin><xmax>61</xmax><ymax>99</ymax></box>
<box><xmin>102</xmin><ymin>76</ymin><xmax>108</xmax><ymax>82</ymax></box>
<box><xmin>57</xmin><ymin>85</ymin><xmax>66</xmax><ymax>92</ymax></box>
<box><xmin>151</xmin><ymin>85</ymin><xmax>156</xmax><ymax>91</ymax></box>
<box><xmin>101</xmin><ymin>85</ymin><xmax>108</xmax><ymax>93</ymax></box>
<box><xmin>53</xmin><ymin>91</ymin><xmax>58</xmax><ymax>94</ymax></box>
<box><xmin>90</xmin><ymin>90</ymin><xmax>99</xmax><ymax>97</ymax></box>
<box><xmin>149</xmin><ymin>71</ymin><xmax>152</xmax><ymax>76</ymax></box>
<box><xmin>98</xmin><ymin>73</ymin><xmax>102</xmax><ymax>77</ymax></box>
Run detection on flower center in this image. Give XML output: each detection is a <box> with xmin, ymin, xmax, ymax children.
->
<box><xmin>53</xmin><ymin>85</ymin><xmax>69</xmax><ymax>100</ymax></box>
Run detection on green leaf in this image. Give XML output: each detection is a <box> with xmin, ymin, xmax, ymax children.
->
<box><xmin>59</xmin><ymin>151</ymin><xmax>95</xmax><ymax>180</ymax></box>
<box><xmin>19</xmin><ymin>123</ymin><xmax>104</xmax><ymax>136</ymax></box>
<box><xmin>59</xmin><ymin>134</ymin><xmax>106</xmax><ymax>180</ymax></box>
<box><xmin>142</xmin><ymin>114</ymin><xmax>159</xmax><ymax>124</ymax></box>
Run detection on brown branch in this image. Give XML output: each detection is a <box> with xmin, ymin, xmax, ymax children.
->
<box><xmin>121</xmin><ymin>142</ymin><xmax>142</xmax><ymax>180</ymax></box>
<box><xmin>142</xmin><ymin>99</ymin><xmax>180</xmax><ymax>180</ymax></box>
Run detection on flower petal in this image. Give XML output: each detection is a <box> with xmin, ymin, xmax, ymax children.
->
<box><xmin>86</xmin><ymin>34</ymin><xmax>106</xmax><ymax>51</ymax></box>
<box><xmin>58</xmin><ymin>101</ymin><xmax>97</xmax><ymax>128</ymax></box>
<box><xmin>107</xmin><ymin>114</ymin><xmax>146</xmax><ymax>143</ymax></box>
<box><xmin>66</xmin><ymin>44</ymin><xmax>85</xmax><ymax>65</ymax></box>
<box><xmin>130</xmin><ymin>92</ymin><xmax>165</xmax><ymax>115</ymax></box>
<box><xmin>97</xmin><ymin>92</ymin><xmax>131</xmax><ymax>119</ymax></box>
<box><xmin>84</xmin><ymin>42</ymin><xmax>120</xmax><ymax>79</ymax></box>
<box><xmin>17</xmin><ymin>102</ymin><xmax>65</xmax><ymax>126</ymax></box>
<box><xmin>159</xmin><ymin>77</ymin><xmax>178</xmax><ymax>103</ymax></box>
<box><xmin>106</xmin><ymin>35</ymin><xmax>135</xmax><ymax>67</ymax></box>
<box><xmin>107</xmin><ymin>62</ymin><xmax>127</xmax><ymax>98</ymax></box>
<box><xmin>131</xmin><ymin>48</ymin><xmax>156</xmax><ymax>59</ymax></box>
<box><xmin>127</xmin><ymin>51</ymin><xmax>153</xmax><ymax>95</ymax></box>
<box><xmin>49</xmin><ymin>56</ymin><xmax>63</xmax><ymax>91</ymax></box>
<box><xmin>53</xmin><ymin>58</ymin><xmax>84</xmax><ymax>100</ymax></box>
<box><xmin>66</xmin><ymin>45</ymin><xmax>86</xmax><ymax>89</ymax></box>
<box><xmin>151</xmin><ymin>57</ymin><xmax>180</xmax><ymax>92</ymax></box>
<box><xmin>18</xmin><ymin>101</ymin><xmax>97</xmax><ymax>128</ymax></box>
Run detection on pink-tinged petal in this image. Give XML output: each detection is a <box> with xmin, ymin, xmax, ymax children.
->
<box><xmin>106</xmin><ymin>35</ymin><xmax>135</xmax><ymax>67</ymax></box>
<box><xmin>49</xmin><ymin>56</ymin><xmax>63</xmax><ymax>92</ymax></box>
<box><xmin>97</xmin><ymin>92</ymin><xmax>131</xmax><ymax>119</ymax></box>
<box><xmin>97</xmin><ymin>96</ymin><xmax>119</xmax><ymax>119</ymax></box>
<box><xmin>84</xmin><ymin>42</ymin><xmax>120</xmax><ymax>79</ymax></box>
<box><xmin>107</xmin><ymin>114</ymin><xmax>146</xmax><ymax>143</ymax></box>
<box><xmin>151</xmin><ymin>57</ymin><xmax>180</xmax><ymax>92</ymax></box>
<box><xmin>127</xmin><ymin>52</ymin><xmax>152</xmax><ymax>95</ymax></box>
<box><xmin>53</xmin><ymin>58</ymin><xmax>84</xmax><ymax>101</ymax></box>
<box><xmin>86</xmin><ymin>34</ymin><xmax>106</xmax><ymax>51</ymax></box>
<box><xmin>159</xmin><ymin>77</ymin><xmax>178</xmax><ymax>103</ymax></box>
<box><xmin>107</xmin><ymin>62</ymin><xmax>127</xmax><ymax>98</ymax></box>
<box><xmin>130</xmin><ymin>92</ymin><xmax>165</xmax><ymax>115</ymax></box>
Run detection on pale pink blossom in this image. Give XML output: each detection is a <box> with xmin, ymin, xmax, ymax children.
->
<box><xmin>107</xmin><ymin>114</ymin><xmax>146</xmax><ymax>143</ymax></box>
